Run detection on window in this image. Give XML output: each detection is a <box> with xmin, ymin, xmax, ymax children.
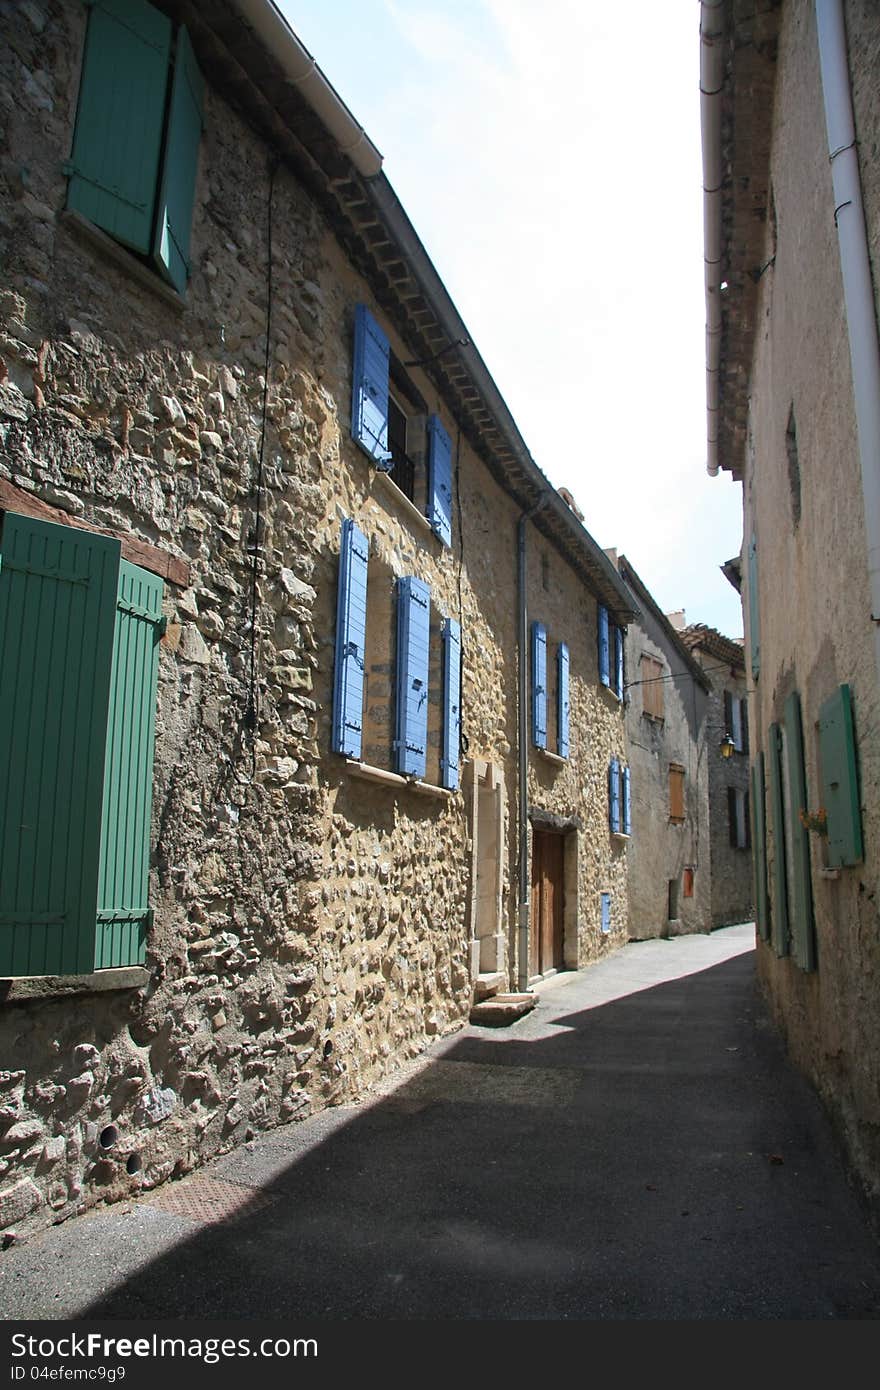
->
<box><xmin>728</xmin><ymin>787</ymin><xmax>751</xmax><ymax>849</ymax></box>
<box><xmin>724</xmin><ymin>690</ymin><xmax>749</xmax><ymax>752</ymax></box>
<box><xmin>640</xmin><ymin>654</ymin><xmax>664</xmax><ymax>719</ymax></box>
<box><xmin>682</xmin><ymin>866</ymin><xmax>695</xmax><ymax>899</ymax></box>
<box><xmin>818</xmin><ymin>683</ymin><xmax>863</xmax><ymax>867</ymax></box>
<box><xmin>351</xmin><ymin>306</ymin><xmax>453</xmax><ymax>546</ymax></box>
<box><xmin>600</xmin><ymin>892</ymin><xmax>612</xmax><ymax>934</ymax></box>
<box><xmin>608</xmin><ymin>758</ymin><xmax>631</xmax><ymax>835</ymax></box>
<box><xmin>331</xmin><ymin>517</ymin><xmax>461</xmax><ymax>789</ymax></box>
<box><xmin>669</xmin><ymin>764</ymin><xmax>685</xmax><ymax>823</ymax></box>
<box><xmin>66</xmin><ymin>0</ymin><xmax>204</xmax><ymax>295</ymax></box>
<box><xmin>667</xmin><ymin>878</ymin><xmax>679</xmax><ymax>922</ymax></box>
<box><xmin>0</xmin><ymin>512</ymin><xmax>164</xmax><ymax>976</ymax></box>
<box><xmin>598</xmin><ymin>605</ymin><xmax>625</xmax><ymax>699</ymax></box>
<box><xmin>531</xmin><ymin>627</ymin><xmax>570</xmax><ymax>758</ymax></box>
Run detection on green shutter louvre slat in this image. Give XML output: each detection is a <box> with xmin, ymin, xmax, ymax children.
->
<box><xmin>748</xmin><ymin>533</ymin><xmax>761</xmax><ymax>681</ymax></box>
<box><xmin>784</xmin><ymin>691</ymin><xmax>816</xmax><ymax>972</ymax></box>
<box><xmin>67</xmin><ymin>0</ymin><xmax>171</xmax><ymax>254</ymax></box>
<box><xmin>153</xmin><ymin>26</ymin><xmax>204</xmax><ymax>293</ymax></box>
<box><xmin>767</xmin><ymin>723</ymin><xmax>789</xmax><ymax>959</ymax></box>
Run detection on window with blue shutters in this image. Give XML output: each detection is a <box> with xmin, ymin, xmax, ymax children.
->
<box><xmin>331</xmin><ymin>519</ymin><xmax>369</xmax><ymax>759</ymax></box>
<box><xmin>0</xmin><ymin>512</ymin><xmax>164</xmax><ymax>977</ymax></box>
<box><xmin>600</xmin><ymin>892</ymin><xmax>612</xmax><ymax>934</ymax></box>
<box><xmin>66</xmin><ymin>0</ymin><xmax>204</xmax><ymax>295</ymax></box>
<box><xmin>427</xmin><ymin>415</ymin><xmax>453</xmax><ymax>546</ymax></box>
<box><xmin>531</xmin><ymin>622</ymin><xmax>547</xmax><ymax>749</ymax></box>
<box><xmin>352</xmin><ymin>305</ymin><xmax>392</xmax><ymax>466</ymax></box>
<box><xmin>608</xmin><ymin>757</ymin><xmax>621</xmax><ymax>832</ymax></box>
<box><xmin>557</xmin><ymin>642</ymin><xmax>570</xmax><ymax>758</ymax></box>
<box><xmin>598</xmin><ymin>605</ymin><xmax>610</xmax><ymax>686</ymax></box>
<box><xmin>395</xmin><ymin>576</ymin><xmax>431</xmax><ymax>777</ymax></box>
<box><xmin>441</xmin><ymin>618</ymin><xmax>461</xmax><ymax>790</ymax></box>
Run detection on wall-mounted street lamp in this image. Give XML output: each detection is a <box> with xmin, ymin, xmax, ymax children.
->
<box><xmin>720</xmin><ymin>735</ymin><xmax>736</xmax><ymax>758</ymax></box>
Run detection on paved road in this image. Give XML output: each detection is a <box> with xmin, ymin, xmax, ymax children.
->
<box><xmin>2</xmin><ymin>923</ymin><xmax>879</xmax><ymax>1321</ymax></box>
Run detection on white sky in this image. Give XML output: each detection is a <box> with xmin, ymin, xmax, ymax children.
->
<box><xmin>278</xmin><ymin>0</ymin><xmax>745</xmax><ymax>637</ymax></box>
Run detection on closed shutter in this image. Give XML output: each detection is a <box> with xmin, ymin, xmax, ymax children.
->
<box><xmin>741</xmin><ymin>698</ymin><xmax>750</xmax><ymax>754</ymax></box>
<box><xmin>441</xmin><ymin>617</ymin><xmax>461</xmax><ymax>790</ymax></box>
<box><xmin>66</xmin><ymin>0</ymin><xmax>171</xmax><ymax>253</ymax></box>
<box><xmin>597</xmin><ymin>605</ymin><xmax>610</xmax><ymax>686</ymax></box>
<box><xmin>751</xmin><ymin>753</ymin><xmax>770</xmax><ymax>941</ymax></box>
<box><xmin>426</xmin><ymin>415</ymin><xmax>453</xmax><ymax>547</ymax></box>
<box><xmin>728</xmin><ymin>785</ymin><xmax>738</xmax><ymax>847</ymax></box>
<box><xmin>331</xmin><ymin>518</ymin><xmax>369</xmax><ymax>758</ymax></box>
<box><xmin>609</xmin><ymin>757</ymin><xmax>621</xmax><ymax>832</ymax></box>
<box><xmin>818</xmin><ymin>683</ymin><xmax>863</xmax><ymax>866</ymax></box>
<box><xmin>395</xmin><ymin>576</ymin><xmax>430</xmax><ymax>777</ymax></box>
<box><xmin>153</xmin><ymin>26</ymin><xmax>204</xmax><ymax>293</ymax></box>
<box><xmin>351</xmin><ymin>305</ymin><xmax>391</xmax><ymax>465</ymax></box>
<box><xmin>622</xmin><ymin>765</ymin><xmax>632</xmax><ymax>835</ymax></box>
<box><xmin>600</xmin><ymin>892</ymin><xmax>611</xmax><ymax>934</ymax></box>
<box><xmin>0</xmin><ymin>514</ymin><xmax>121</xmax><ymax>976</ymax></box>
<box><xmin>531</xmin><ymin>622</ymin><xmax>547</xmax><ymax>749</ymax></box>
<box><xmin>614</xmin><ymin>624</ymin><xmax>624</xmax><ymax>699</ymax></box>
<box><xmin>557</xmin><ymin>641</ymin><xmax>570</xmax><ymax>758</ymax></box>
<box><xmin>747</xmin><ymin>533</ymin><xmax>761</xmax><ymax>681</ymax></box>
<box><xmin>784</xmin><ymin>691</ymin><xmax>816</xmax><ymax>971</ymax></box>
<box><xmin>95</xmin><ymin>559</ymin><xmax>164</xmax><ymax>968</ymax></box>
<box><xmin>669</xmin><ymin>765</ymin><xmax>685</xmax><ymax>822</ymax></box>
<box><xmin>767</xmin><ymin>723</ymin><xmax>790</xmax><ymax>958</ymax></box>
<box><xmin>724</xmin><ymin>689</ymin><xmax>733</xmax><ymax>738</ymax></box>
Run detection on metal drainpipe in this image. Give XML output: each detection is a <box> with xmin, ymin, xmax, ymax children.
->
<box><xmin>517</xmin><ymin>499</ymin><xmax>545</xmax><ymax>993</ymax></box>
<box><xmin>815</xmin><ymin>0</ymin><xmax>880</xmax><ymax>683</ymax></box>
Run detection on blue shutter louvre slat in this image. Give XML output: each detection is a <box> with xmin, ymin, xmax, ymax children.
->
<box><xmin>614</xmin><ymin>625</ymin><xmax>625</xmax><ymax>699</ymax></box>
<box><xmin>351</xmin><ymin>305</ymin><xmax>392</xmax><ymax>465</ymax></box>
<box><xmin>557</xmin><ymin>641</ymin><xmax>570</xmax><ymax>758</ymax></box>
<box><xmin>623</xmin><ymin>765</ymin><xmax>632</xmax><ymax>835</ymax></box>
<box><xmin>531</xmin><ymin>621</ymin><xmax>547</xmax><ymax>748</ymax></box>
<box><xmin>609</xmin><ymin>756</ymin><xmax>621</xmax><ymax>833</ymax></box>
<box><xmin>427</xmin><ymin>415</ymin><xmax>453</xmax><ymax>546</ymax></box>
<box><xmin>396</xmin><ymin>576</ymin><xmax>430</xmax><ymax>777</ymax></box>
<box><xmin>598</xmin><ymin>605</ymin><xmax>610</xmax><ymax>686</ymax></box>
<box><xmin>441</xmin><ymin>618</ymin><xmax>462</xmax><ymax>790</ymax></box>
<box><xmin>153</xmin><ymin>26</ymin><xmax>204</xmax><ymax>293</ymax></box>
<box><xmin>331</xmin><ymin>518</ymin><xmax>368</xmax><ymax>759</ymax></box>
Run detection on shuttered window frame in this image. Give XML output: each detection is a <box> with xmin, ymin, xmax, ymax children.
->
<box><xmin>531</xmin><ymin>621</ymin><xmax>548</xmax><ymax>749</ymax></box>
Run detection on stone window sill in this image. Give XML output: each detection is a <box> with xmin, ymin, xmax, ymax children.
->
<box><xmin>60</xmin><ymin>210</ymin><xmax>186</xmax><ymax>314</ymax></box>
<box><xmin>344</xmin><ymin>758</ymin><xmax>454</xmax><ymax>799</ymax></box>
<box><xmin>537</xmin><ymin>748</ymin><xmax>567</xmax><ymax>767</ymax></box>
<box><xmin>0</xmin><ymin>966</ymin><xmax>150</xmax><ymax>1004</ymax></box>
<box><xmin>372</xmin><ymin>471</ymin><xmax>440</xmax><ymax>544</ymax></box>
<box><xmin>611</xmin><ymin>831</ymin><xmax>631</xmax><ymax>842</ymax></box>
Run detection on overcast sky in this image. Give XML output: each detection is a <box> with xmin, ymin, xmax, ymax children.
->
<box><xmin>278</xmin><ymin>0</ymin><xmax>745</xmax><ymax>637</ymax></box>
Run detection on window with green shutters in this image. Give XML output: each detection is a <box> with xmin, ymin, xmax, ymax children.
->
<box><xmin>818</xmin><ymin>683</ymin><xmax>863</xmax><ymax>867</ymax></box>
<box><xmin>0</xmin><ymin>513</ymin><xmax>164</xmax><ymax>977</ymax></box>
<box><xmin>65</xmin><ymin>0</ymin><xmax>204</xmax><ymax>295</ymax></box>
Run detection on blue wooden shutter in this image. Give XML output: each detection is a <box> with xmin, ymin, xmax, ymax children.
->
<box><xmin>96</xmin><ymin>559</ymin><xmax>164</xmax><ymax>968</ymax></box>
<box><xmin>751</xmin><ymin>754</ymin><xmax>770</xmax><ymax>940</ymax></box>
<box><xmin>427</xmin><ymin>415</ymin><xmax>453</xmax><ymax>547</ymax></box>
<box><xmin>600</xmin><ymin>892</ymin><xmax>611</xmax><ymax>934</ymax></box>
<box><xmin>609</xmin><ymin>756</ymin><xmax>621</xmax><ymax>832</ymax></box>
<box><xmin>351</xmin><ymin>305</ymin><xmax>391</xmax><ymax>465</ymax></box>
<box><xmin>441</xmin><ymin>618</ymin><xmax>461</xmax><ymax>790</ymax></box>
<box><xmin>747</xmin><ymin>533</ymin><xmax>761</xmax><ymax>681</ymax></box>
<box><xmin>153</xmin><ymin>26</ymin><xmax>204</xmax><ymax>294</ymax></box>
<box><xmin>622</xmin><ymin>765</ymin><xmax>632</xmax><ymax>835</ymax></box>
<box><xmin>331</xmin><ymin>519</ymin><xmax>369</xmax><ymax>758</ymax></box>
<box><xmin>598</xmin><ymin>605</ymin><xmax>610</xmax><ymax>686</ymax></box>
<box><xmin>784</xmin><ymin>691</ymin><xmax>816</xmax><ymax>972</ymax></box>
<box><xmin>614</xmin><ymin>624</ymin><xmax>625</xmax><ymax>699</ymax></box>
<box><xmin>818</xmin><ymin>684</ymin><xmax>863</xmax><ymax>867</ymax></box>
<box><xmin>767</xmin><ymin>722</ymin><xmax>789</xmax><ymax>959</ymax></box>
<box><xmin>531</xmin><ymin>621</ymin><xmax>547</xmax><ymax>748</ymax></box>
<box><xmin>395</xmin><ymin>576</ymin><xmax>430</xmax><ymax>777</ymax></box>
<box><xmin>0</xmin><ymin>514</ymin><xmax>121</xmax><ymax>976</ymax></box>
<box><xmin>66</xmin><ymin>0</ymin><xmax>171</xmax><ymax>254</ymax></box>
<box><xmin>557</xmin><ymin>641</ymin><xmax>570</xmax><ymax>758</ymax></box>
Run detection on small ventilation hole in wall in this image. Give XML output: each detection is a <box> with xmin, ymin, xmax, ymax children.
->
<box><xmin>98</xmin><ymin>1124</ymin><xmax>118</xmax><ymax>1150</ymax></box>
<box><xmin>126</xmin><ymin>1153</ymin><xmax>142</xmax><ymax>1176</ymax></box>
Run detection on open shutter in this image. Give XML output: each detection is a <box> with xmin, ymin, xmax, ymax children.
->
<box><xmin>66</xmin><ymin>0</ymin><xmax>171</xmax><ymax>253</ymax></box>
<box><xmin>751</xmin><ymin>753</ymin><xmax>770</xmax><ymax>941</ymax></box>
<box><xmin>557</xmin><ymin>642</ymin><xmax>570</xmax><ymax>758</ymax></box>
<box><xmin>724</xmin><ymin>689</ymin><xmax>733</xmax><ymax>738</ymax></box>
<box><xmin>767</xmin><ymin>723</ymin><xmax>790</xmax><ymax>958</ymax></box>
<box><xmin>153</xmin><ymin>26</ymin><xmax>204</xmax><ymax>293</ymax></box>
<box><xmin>426</xmin><ymin>415</ymin><xmax>453</xmax><ymax>547</ymax></box>
<box><xmin>741</xmin><ymin>698</ymin><xmax>750</xmax><ymax>754</ymax></box>
<box><xmin>609</xmin><ymin>757</ymin><xmax>621</xmax><ymax>832</ymax></box>
<box><xmin>351</xmin><ymin>305</ymin><xmax>391</xmax><ymax>465</ymax></box>
<box><xmin>598</xmin><ymin>605</ymin><xmax>610</xmax><ymax>687</ymax></box>
<box><xmin>531</xmin><ymin>622</ymin><xmax>547</xmax><ymax>748</ymax></box>
<box><xmin>622</xmin><ymin>765</ymin><xmax>632</xmax><ymax>835</ymax></box>
<box><xmin>0</xmin><ymin>514</ymin><xmax>120</xmax><ymax>976</ymax></box>
<box><xmin>728</xmin><ymin>786</ymin><xmax>738</xmax><ymax>847</ymax></box>
<box><xmin>747</xmin><ymin>533</ymin><xmax>761</xmax><ymax>681</ymax></box>
<box><xmin>331</xmin><ymin>518</ymin><xmax>368</xmax><ymax>758</ymax></box>
<box><xmin>95</xmin><ymin>559</ymin><xmax>164</xmax><ymax>968</ymax></box>
<box><xmin>441</xmin><ymin>617</ymin><xmax>461</xmax><ymax>790</ymax></box>
<box><xmin>818</xmin><ymin>683</ymin><xmax>863</xmax><ymax>867</ymax></box>
<box><xmin>784</xmin><ymin>691</ymin><xmax>816</xmax><ymax>971</ymax></box>
<box><xmin>395</xmin><ymin>576</ymin><xmax>430</xmax><ymax>777</ymax></box>
<box><xmin>614</xmin><ymin>625</ymin><xmax>625</xmax><ymax>699</ymax></box>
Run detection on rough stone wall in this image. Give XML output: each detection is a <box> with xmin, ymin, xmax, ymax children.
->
<box><xmin>623</xmin><ymin>617</ymin><xmax>710</xmax><ymax>939</ymax></box>
<box><xmin>700</xmin><ymin>662</ymin><xmax>753</xmax><ymax>929</ymax></box>
<box><xmin>741</xmin><ymin>0</ymin><xmax>880</xmax><ymax>1210</ymax></box>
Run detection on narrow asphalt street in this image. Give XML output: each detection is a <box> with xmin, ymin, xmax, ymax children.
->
<box><xmin>2</xmin><ymin>923</ymin><xmax>879</xmax><ymax>1321</ymax></box>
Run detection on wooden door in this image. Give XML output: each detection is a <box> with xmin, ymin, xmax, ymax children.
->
<box><xmin>530</xmin><ymin>829</ymin><xmax>565</xmax><ymax>977</ymax></box>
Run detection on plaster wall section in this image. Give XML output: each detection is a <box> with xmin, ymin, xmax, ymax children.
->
<box><xmin>741</xmin><ymin>0</ymin><xmax>880</xmax><ymax>1202</ymax></box>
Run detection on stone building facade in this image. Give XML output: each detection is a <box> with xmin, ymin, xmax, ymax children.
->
<box><xmin>683</xmin><ymin>625</ymin><xmax>753</xmax><ymax>929</ymax></box>
<box><xmin>0</xmin><ymin>0</ymin><xmax>635</xmax><ymax>1237</ymax></box>
<box><xmin>614</xmin><ymin>558</ymin><xmax>712</xmax><ymax>939</ymax></box>
<box><xmin>701</xmin><ymin>0</ymin><xmax>880</xmax><ymax>1216</ymax></box>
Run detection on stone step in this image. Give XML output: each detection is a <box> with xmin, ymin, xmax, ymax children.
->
<box><xmin>473</xmin><ymin>971</ymin><xmax>508</xmax><ymax>1001</ymax></box>
<box><xmin>469</xmin><ymin>992</ymin><xmax>537</xmax><ymax>1027</ymax></box>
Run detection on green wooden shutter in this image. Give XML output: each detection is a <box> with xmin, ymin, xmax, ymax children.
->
<box><xmin>751</xmin><ymin>753</ymin><xmax>770</xmax><ymax>941</ymax></box>
<box><xmin>66</xmin><ymin>0</ymin><xmax>171</xmax><ymax>254</ymax></box>
<box><xmin>153</xmin><ymin>26</ymin><xmax>204</xmax><ymax>294</ymax></box>
<box><xmin>747</xmin><ymin>533</ymin><xmax>761</xmax><ymax>681</ymax></box>
<box><xmin>0</xmin><ymin>514</ymin><xmax>121</xmax><ymax>976</ymax></box>
<box><xmin>767</xmin><ymin>723</ymin><xmax>789</xmax><ymax>959</ymax></box>
<box><xmin>95</xmin><ymin>559</ymin><xmax>164</xmax><ymax>968</ymax></box>
<box><xmin>784</xmin><ymin>691</ymin><xmax>816</xmax><ymax>971</ymax></box>
<box><xmin>818</xmin><ymin>683</ymin><xmax>863</xmax><ymax>867</ymax></box>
